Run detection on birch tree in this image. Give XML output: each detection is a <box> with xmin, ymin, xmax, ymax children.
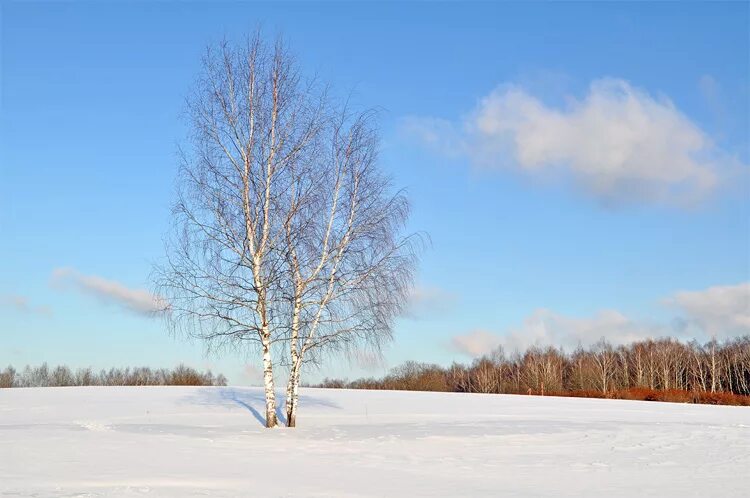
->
<box><xmin>591</xmin><ymin>339</ymin><xmax>617</xmax><ymax>394</ymax></box>
<box><xmin>280</xmin><ymin>111</ymin><xmax>420</xmax><ymax>426</ymax></box>
<box><xmin>156</xmin><ymin>35</ymin><xmax>324</xmax><ymax>428</ymax></box>
<box><xmin>156</xmin><ymin>33</ymin><xmax>420</xmax><ymax>428</ymax></box>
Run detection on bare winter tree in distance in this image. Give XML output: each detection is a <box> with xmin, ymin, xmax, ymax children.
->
<box><xmin>155</xmin><ymin>32</ymin><xmax>421</xmax><ymax>428</ymax></box>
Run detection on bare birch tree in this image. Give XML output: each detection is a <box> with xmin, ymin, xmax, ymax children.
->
<box><xmin>156</xmin><ymin>33</ymin><xmax>420</xmax><ymax>428</ymax></box>
<box><xmin>155</xmin><ymin>35</ymin><xmax>325</xmax><ymax>428</ymax></box>
<box><xmin>591</xmin><ymin>339</ymin><xmax>617</xmax><ymax>394</ymax></box>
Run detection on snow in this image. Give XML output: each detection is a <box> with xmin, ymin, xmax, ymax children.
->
<box><xmin>1</xmin><ymin>386</ymin><xmax>748</xmax><ymax>497</ymax></box>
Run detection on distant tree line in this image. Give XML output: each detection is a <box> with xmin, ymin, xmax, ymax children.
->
<box><xmin>314</xmin><ymin>337</ymin><xmax>750</xmax><ymax>405</ymax></box>
<box><xmin>0</xmin><ymin>363</ymin><xmax>227</xmax><ymax>388</ymax></box>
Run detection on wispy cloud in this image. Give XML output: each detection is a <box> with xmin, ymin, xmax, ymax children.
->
<box><xmin>404</xmin><ymin>285</ymin><xmax>458</xmax><ymax>319</ymax></box>
<box><xmin>0</xmin><ymin>294</ymin><xmax>52</xmax><ymax>317</ymax></box>
<box><xmin>404</xmin><ymin>78</ymin><xmax>741</xmax><ymax>206</ymax></box>
<box><xmin>451</xmin><ymin>310</ymin><xmax>661</xmax><ymax>358</ymax></box>
<box><xmin>504</xmin><ymin>308</ymin><xmax>663</xmax><ymax>352</ymax></box>
<box><xmin>51</xmin><ymin>267</ymin><xmax>168</xmax><ymax>317</ymax></box>
<box><xmin>451</xmin><ymin>329</ymin><xmax>505</xmax><ymax>357</ymax></box>
<box><xmin>666</xmin><ymin>282</ymin><xmax>750</xmax><ymax>339</ymax></box>
<box><xmin>450</xmin><ymin>282</ymin><xmax>749</xmax><ymax>358</ymax></box>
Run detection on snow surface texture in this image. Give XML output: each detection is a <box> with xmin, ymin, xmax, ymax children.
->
<box><xmin>1</xmin><ymin>386</ymin><xmax>748</xmax><ymax>497</ymax></box>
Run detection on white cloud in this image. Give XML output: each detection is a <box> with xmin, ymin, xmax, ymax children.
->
<box><xmin>450</xmin><ymin>282</ymin><xmax>750</xmax><ymax>358</ymax></box>
<box><xmin>501</xmin><ymin>308</ymin><xmax>662</xmax><ymax>352</ymax></box>
<box><xmin>666</xmin><ymin>282</ymin><xmax>750</xmax><ymax>339</ymax></box>
<box><xmin>450</xmin><ymin>329</ymin><xmax>505</xmax><ymax>358</ymax></box>
<box><xmin>451</xmin><ymin>309</ymin><xmax>661</xmax><ymax>358</ymax></box>
<box><xmin>405</xmin><ymin>78</ymin><xmax>737</xmax><ymax>205</ymax></box>
<box><xmin>51</xmin><ymin>267</ymin><xmax>168</xmax><ymax>316</ymax></box>
<box><xmin>0</xmin><ymin>294</ymin><xmax>52</xmax><ymax>317</ymax></box>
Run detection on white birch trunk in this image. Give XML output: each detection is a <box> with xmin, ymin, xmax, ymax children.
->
<box><xmin>261</xmin><ymin>335</ymin><xmax>278</xmax><ymax>428</ymax></box>
<box><xmin>285</xmin><ymin>362</ymin><xmax>301</xmax><ymax>427</ymax></box>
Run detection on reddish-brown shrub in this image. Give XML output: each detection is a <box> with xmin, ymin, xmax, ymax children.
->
<box><xmin>481</xmin><ymin>387</ymin><xmax>750</xmax><ymax>406</ymax></box>
<box><xmin>594</xmin><ymin>388</ymin><xmax>748</xmax><ymax>406</ymax></box>
<box><xmin>694</xmin><ymin>391</ymin><xmax>750</xmax><ymax>406</ymax></box>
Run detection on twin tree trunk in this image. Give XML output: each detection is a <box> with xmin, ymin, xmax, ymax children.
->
<box><xmin>158</xmin><ymin>35</ymin><xmax>418</xmax><ymax>430</ymax></box>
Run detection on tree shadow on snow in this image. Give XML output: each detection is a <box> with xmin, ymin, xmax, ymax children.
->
<box><xmin>184</xmin><ymin>387</ymin><xmax>341</xmax><ymax>427</ymax></box>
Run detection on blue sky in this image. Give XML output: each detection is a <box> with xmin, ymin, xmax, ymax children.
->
<box><xmin>1</xmin><ymin>2</ymin><xmax>748</xmax><ymax>384</ymax></box>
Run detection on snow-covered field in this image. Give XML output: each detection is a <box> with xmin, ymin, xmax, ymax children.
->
<box><xmin>1</xmin><ymin>386</ymin><xmax>748</xmax><ymax>497</ymax></box>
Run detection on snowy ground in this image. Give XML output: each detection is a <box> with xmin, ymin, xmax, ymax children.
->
<box><xmin>1</xmin><ymin>386</ymin><xmax>748</xmax><ymax>497</ymax></box>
